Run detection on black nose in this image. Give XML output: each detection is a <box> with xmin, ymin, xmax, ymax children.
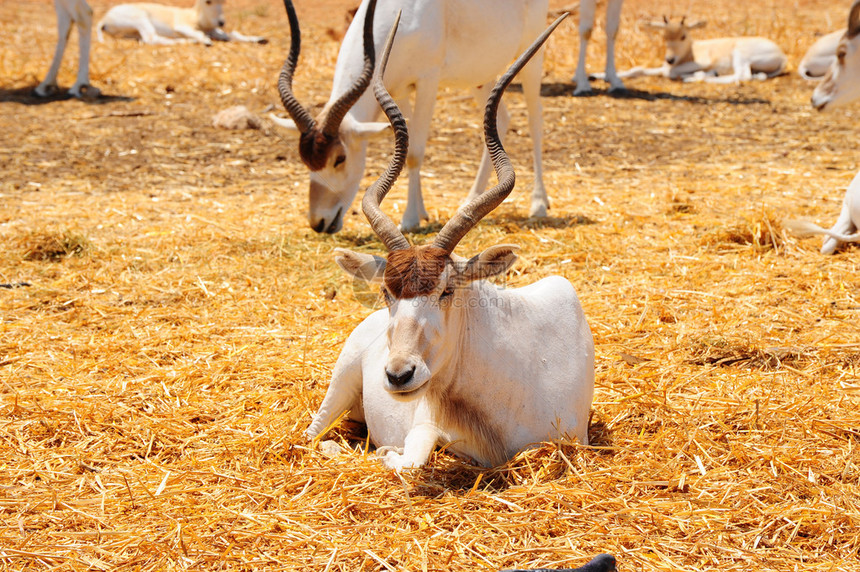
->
<box><xmin>666</xmin><ymin>56</ymin><xmax>675</xmax><ymax>65</ymax></box>
<box><xmin>386</xmin><ymin>366</ymin><xmax>415</xmax><ymax>387</ymax></box>
<box><xmin>311</xmin><ymin>218</ymin><xmax>327</xmax><ymax>233</ymax></box>
<box><xmin>218</xmin><ymin>19</ymin><xmax>225</xmax><ymax>27</ymax></box>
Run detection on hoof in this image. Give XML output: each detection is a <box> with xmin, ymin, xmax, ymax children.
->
<box><xmin>529</xmin><ymin>203</ymin><xmax>549</xmax><ymax>218</ymax></box>
<box><xmin>34</xmin><ymin>83</ymin><xmax>59</xmax><ymax>98</ymax></box>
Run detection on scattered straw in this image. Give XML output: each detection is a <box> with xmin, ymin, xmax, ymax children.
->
<box><xmin>1</xmin><ymin>0</ymin><xmax>859</xmax><ymax>571</ymax></box>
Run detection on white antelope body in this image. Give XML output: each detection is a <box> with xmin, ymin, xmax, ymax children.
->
<box><xmin>274</xmin><ymin>0</ymin><xmax>552</xmax><ymax>234</ymax></box>
<box><xmin>799</xmin><ymin>29</ymin><xmax>843</xmax><ymax>80</ymax></box>
<box><xmin>604</xmin><ymin>17</ymin><xmax>786</xmax><ymax>83</ymax></box>
<box><xmin>97</xmin><ymin>0</ymin><xmax>266</xmax><ymax>46</ymax></box>
<box><xmin>306</xmin><ymin>13</ymin><xmax>595</xmax><ymax>470</ymax></box>
<box><xmin>36</xmin><ymin>0</ymin><xmax>99</xmax><ymax>98</ymax></box>
<box><xmin>788</xmin><ymin>1</ymin><xmax>860</xmax><ymax>254</ymax></box>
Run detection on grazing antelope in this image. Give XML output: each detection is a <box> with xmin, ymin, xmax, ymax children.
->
<box><xmin>305</xmin><ymin>13</ymin><xmax>595</xmax><ymax>471</ymax></box>
<box><xmin>599</xmin><ymin>16</ymin><xmax>786</xmax><ymax>83</ymax></box>
<box><xmin>36</xmin><ymin>0</ymin><xmax>99</xmax><ymax>98</ymax></box>
<box><xmin>274</xmin><ymin>0</ymin><xmax>552</xmax><ymax>234</ymax></box>
<box><xmin>799</xmin><ymin>29</ymin><xmax>843</xmax><ymax>80</ymax></box>
<box><xmin>571</xmin><ymin>0</ymin><xmax>626</xmax><ymax>95</ymax></box>
<box><xmin>97</xmin><ymin>0</ymin><xmax>266</xmax><ymax>46</ymax></box>
<box><xmin>788</xmin><ymin>1</ymin><xmax>860</xmax><ymax>254</ymax></box>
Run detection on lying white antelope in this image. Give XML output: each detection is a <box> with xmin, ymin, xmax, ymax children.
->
<box><xmin>306</xmin><ymin>14</ymin><xmax>595</xmax><ymax>470</ymax></box>
<box><xmin>600</xmin><ymin>16</ymin><xmax>786</xmax><ymax>83</ymax></box>
<box><xmin>274</xmin><ymin>0</ymin><xmax>552</xmax><ymax>234</ymax></box>
<box><xmin>571</xmin><ymin>0</ymin><xmax>626</xmax><ymax>95</ymax></box>
<box><xmin>36</xmin><ymin>0</ymin><xmax>99</xmax><ymax>98</ymax></box>
<box><xmin>799</xmin><ymin>29</ymin><xmax>843</xmax><ymax>80</ymax></box>
<box><xmin>812</xmin><ymin>2</ymin><xmax>860</xmax><ymax>111</ymax></box>
<box><xmin>788</xmin><ymin>1</ymin><xmax>860</xmax><ymax>254</ymax></box>
<box><xmin>97</xmin><ymin>0</ymin><xmax>266</xmax><ymax>46</ymax></box>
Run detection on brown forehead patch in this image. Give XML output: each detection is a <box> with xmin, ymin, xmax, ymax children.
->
<box><xmin>298</xmin><ymin>129</ymin><xmax>337</xmax><ymax>172</ymax></box>
<box><xmin>663</xmin><ymin>23</ymin><xmax>685</xmax><ymax>41</ymax></box>
<box><xmin>385</xmin><ymin>246</ymin><xmax>450</xmax><ymax>299</ymax></box>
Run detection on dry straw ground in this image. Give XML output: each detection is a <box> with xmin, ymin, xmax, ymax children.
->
<box><xmin>1</xmin><ymin>0</ymin><xmax>859</xmax><ymax>570</ymax></box>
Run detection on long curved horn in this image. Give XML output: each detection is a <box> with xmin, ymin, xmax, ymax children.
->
<box><xmin>362</xmin><ymin>11</ymin><xmax>410</xmax><ymax>252</ymax></box>
<box><xmin>433</xmin><ymin>13</ymin><xmax>568</xmax><ymax>254</ymax></box>
<box><xmin>277</xmin><ymin>0</ymin><xmax>316</xmax><ymax>133</ymax></box>
<box><xmin>321</xmin><ymin>0</ymin><xmax>378</xmax><ymax>138</ymax></box>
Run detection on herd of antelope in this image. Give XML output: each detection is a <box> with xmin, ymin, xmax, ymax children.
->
<box><xmin>36</xmin><ymin>0</ymin><xmax>860</xmax><ymax>474</ymax></box>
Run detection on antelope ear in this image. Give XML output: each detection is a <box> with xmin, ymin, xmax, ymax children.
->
<box><xmin>850</xmin><ymin>0</ymin><xmax>860</xmax><ymax>39</ymax></box>
<box><xmin>334</xmin><ymin>248</ymin><xmax>386</xmax><ymax>283</ymax></box>
<box><xmin>687</xmin><ymin>19</ymin><xmax>707</xmax><ymax>29</ymax></box>
<box><xmin>269</xmin><ymin>114</ymin><xmax>299</xmax><ymax>132</ymax></box>
<box><xmin>642</xmin><ymin>19</ymin><xmax>667</xmax><ymax>30</ymax></box>
<box><xmin>460</xmin><ymin>244</ymin><xmax>519</xmax><ymax>282</ymax></box>
<box><xmin>354</xmin><ymin>121</ymin><xmax>391</xmax><ymax>139</ymax></box>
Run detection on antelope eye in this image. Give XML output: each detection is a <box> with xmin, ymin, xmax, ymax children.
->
<box><xmin>333</xmin><ymin>155</ymin><xmax>346</xmax><ymax>168</ymax></box>
<box><xmin>381</xmin><ymin>288</ymin><xmax>393</xmax><ymax>306</ymax></box>
<box><xmin>680</xmin><ymin>34</ymin><xmax>686</xmax><ymax>41</ymax></box>
<box><xmin>838</xmin><ymin>47</ymin><xmax>847</xmax><ymax>61</ymax></box>
<box><xmin>440</xmin><ymin>288</ymin><xmax>455</xmax><ymax>300</ymax></box>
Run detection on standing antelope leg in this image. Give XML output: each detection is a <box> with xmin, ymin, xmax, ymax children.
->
<box><xmin>37</xmin><ymin>0</ymin><xmax>97</xmax><ymax>98</ymax></box>
<box><xmin>572</xmin><ymin>0</ymin><xmax>597</xmax><ymax>95</ymax></box>
<box><xmin>572</xmin><ymin>0</ymin><xmax>626</xmax><ymax>95</ymax></box>
<box><xmin>400</xmin><ymin>77</ymin><xmax>440</xmax><ymax>231</ymax></box>
<box><xmin>519</xmin><ymin>52</ymin><xmax>549</xmax><ymax>217</ymax></box>
<box><xmin>603</xmin><ymin>0</ymin><xmax>625</xmax><ymax>91</ymax></box>
<box><xmin>70</xmin><ymin>1</ymin><xmax>97</xmax><ymax>97</ymax></box>
<box><xmin>36</xmin><ymin>4</ymin><xmax>73</xmax><ymax>97</ymax></box>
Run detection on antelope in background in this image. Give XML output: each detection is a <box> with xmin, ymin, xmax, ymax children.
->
<box><xmin>787</xmin><ymin>0</ymin><xmax>860</xmax><ymax>254</ymax></box>
<box><xmin>306</xmin><ymin>11</ymin><xmax>595</xmax><ymax>471</ymax></box>
<box><xmin>596</xmin><ymin>16</ymin><xmax>787</xmax><ymax>83</ymax></box>
<box><xmin>273</xmin><ymin>0</ymin><xmax>553</xmax><ymax>234</ymax></box>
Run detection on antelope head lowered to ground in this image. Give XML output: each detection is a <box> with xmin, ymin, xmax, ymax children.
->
<box><xmin>305</xmin><ymin>13</ymin><xmax>595</xmax><ymax>471</ymax></box>
<box><xmin>274</xmin><ymin>0</ymin><xmax>553</xmax><ymax>234</ymax></box>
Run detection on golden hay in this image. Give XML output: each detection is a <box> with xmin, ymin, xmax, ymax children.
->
<box><xmin>1</xmin><ymin>0</ymin><xmax>859</xmax><ymax>570</ymax></box>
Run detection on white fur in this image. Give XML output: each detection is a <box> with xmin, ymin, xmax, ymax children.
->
<box><xmin>36</xmin><ymin>0</ymin><xmax>99</xmax><ymax>98</ymax></box>
<box><xmin>570</xmin><ymin>0</ymin><xmax>625</xmax><ymax>95</ymax></box>
<box><xmin>600</xmin><ymin>18</ymin><xmax>786</xmax><ymax>84</ymax></box>
<box><xmin>272</xmin><ymin>0</ymin><xmax>553</xmax><ymax>233</ymax></box>
<box><xmin>799</xmin><ymin>29</ymin><xmax>843</xmax><ymax>80</ymax></box>
<box><xmin>97</xmin><ymin>0</ymin><xmax>265</xmax><ymax>46</ymax></box>
<box><xmin>306</xmin><ymin>249</ymin><xmax>595</xmax><ymax>470</ymax></box>
<box><xmin>798</xmin><ymin>1</ymin><xmax>860</xmax><ymax>254</ymax></box>
<box><xmin>786</xmin><ymin>165</ymin><xmax>860</xmax><ymax>255</ymax></box>
<box><xmin>812</xmin><ymin>3</ymin><xmax>860</xmax><ymax>111</ymax></box>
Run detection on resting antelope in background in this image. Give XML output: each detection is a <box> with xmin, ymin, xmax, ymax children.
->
<box><xmin>787</xmin><ymin>0</ymin><xmax>860</xmax><ymax>254</ymax></box>
<box><xmin>97</xmin><ymin>0</ymin><xmax>266</xmax><ymax>45</ymax></box>
<box><xmin>274</xmin><ymin>0</ymin><xmax>552</xmax><ymax>234</ymax></box>
<box><xmin>36</xmin><ymin>0</ymin><xmax>99</xmax><ymax>98</ymax></box>
<box><xmin>571</xmin><ymin>0</ymin><xmax>626</xmax><ymax>95</ymax></box>
<box><xmin>799</xmin><ymin>29</ymin><xmax>843</xmax><ymax>80</ymax></box>
<box><xmin>306</xmin><ymin>12</ymin><xmax>595</xmax><ymax>471</ymax></box>
<box><xmin>597</xmin><ymin>16</ymin><xmax>786</xmax><ymax>83</ymax></box>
